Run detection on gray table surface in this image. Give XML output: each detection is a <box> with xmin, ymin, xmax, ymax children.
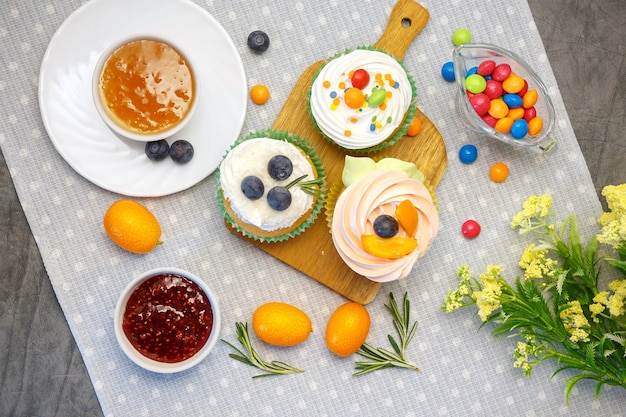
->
<box><xmin>1</xmin><ymin>1</ymin><xmax>625</xmax><ymax>416</ymax></box>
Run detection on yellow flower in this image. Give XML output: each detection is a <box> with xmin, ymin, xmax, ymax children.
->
<box><xmin>511</xmin><ymin>194</ymin><xmax>553</xmax><ymax>233</ymax></box>
<box><xmin>593</xmin><ymin>284</ymin><xmax>626</xmax><ymax>318</ymax></box>
<box><xmin>513</xmin><ymin>341</ymin><xmax>532</xmax><ymax>372</ymax></box>
<box><xmin>559</xmin><ymin>301</ymin><xmax>590</xmax><ymax>343</ymax></box>
<box><xmin>441</xmin><ymin>264</ymin><xmax>474</xmax><ymax>313</ymax></box>
<box><xmin>472</xmin><ymin>265</ymin><xmax>504</xmax><ymax>321</ymax></box>
<box><xmin>597</xmin><ymin>184</ymin><xmax>626</xmax><ymax>250</ymax></box>
<box><xmin>589</xmin><ymin>302</ymin><xmax>605</xmax><ymax>323</ymax></box>
<box><xmin>602</xmin><ymin>184</ymin><xmax>626</xmax><ymax>215</ymax></box>
<box><xmin>518</xmin><ymin>244</ymin><xmax>560</xmax><ymax>279</ymax></box>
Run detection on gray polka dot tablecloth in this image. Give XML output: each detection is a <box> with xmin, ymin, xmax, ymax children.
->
<box><xmin>1</xmin><ymin>0</ymin><xmax>624</xmax><ymax>416</ymax></box>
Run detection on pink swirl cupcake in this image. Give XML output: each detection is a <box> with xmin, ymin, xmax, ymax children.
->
<box><xmin>328</xmin><ymin>157</ymin><xmax>439</xmax><ymax>282</ymax></box>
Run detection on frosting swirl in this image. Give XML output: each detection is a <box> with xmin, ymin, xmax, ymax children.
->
<box><xmin>331</xmin><ymin>169</ymin><xmax>438</xmax><ymax>282</ymax></box>
<box><xmin>310</xmin><ymin>49</ymin><xmax>414</xmax><ymax>149</ymax></box>
<box><xmin>219</xmin><ymin>138</ymin><xmax>315</xmax><ymax>231</ymax></box>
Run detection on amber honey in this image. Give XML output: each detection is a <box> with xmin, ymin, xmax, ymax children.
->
<box><xmin>98</xmin><ymin>39</ymin><xmax>195</xmax><ymax>135</ymax></box>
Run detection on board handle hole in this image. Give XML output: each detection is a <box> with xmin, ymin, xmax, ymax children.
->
<box><xmin>401</xmin><ymin>18</ymin><xmax>412</xmax><ymax>28</ymax></box>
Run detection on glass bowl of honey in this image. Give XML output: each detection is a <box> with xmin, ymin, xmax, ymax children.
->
<box><xmin>93</xmin><ymin>35</ymin><xmax>198</xmax><ymax>142</ymax></box>
<box><xmin>114</xmin><ymin>267</ymin><xmax>221</xmax><ymax>373</ymax></box>
<box><xmin>453</xmin><ymin>43</ymin><xmax>556</xmax><ymax>154</ymax></box>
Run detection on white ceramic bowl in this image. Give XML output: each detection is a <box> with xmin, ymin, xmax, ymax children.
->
<box><xmin>114</xmin><ymin>267</ymin><xmax>220</xmax><ymax>373</ymax></box>
<box><xmin>92</xmin><ymin>35</ymin><xmax>199</xmax><ymax>142</ymax></box>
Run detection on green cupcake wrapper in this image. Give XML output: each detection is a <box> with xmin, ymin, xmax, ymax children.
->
<box><xmin>216</xmin><ymin>129</ymin><xmax>327</xmax><ymax>243</ymax></box>
<box><xmin>307</xmin><ymin>45</ymin><xmax>418</xmax><ymax>155</ymax></box>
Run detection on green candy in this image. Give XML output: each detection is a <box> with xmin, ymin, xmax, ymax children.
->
<box><xmin>452</xmin><ymin>28</ymin><xmax>472</xmax><ymax>46</ymax></box>
<box><xmin>368</xmin><ymin>88</ymin><xmax>387</xmax><ymax>108</ymax></box>
<box><xmin>465</xmin><ymin>74</ymin><xmax>486</xmax><ymax>94</ymax></box>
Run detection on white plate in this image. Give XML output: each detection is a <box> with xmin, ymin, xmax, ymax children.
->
<box><xmin>38</xmin><ymin>0</ymin><xmax>247</xmax><ymax>197</ymax></box>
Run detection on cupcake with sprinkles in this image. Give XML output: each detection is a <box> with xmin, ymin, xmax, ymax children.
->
<box><xmin>217</xmin><ymin>129</ymin><xmax>326</xmax><ymax>243</ymax></box>
<box><xmin>309</xmin><ymin>46</ymin><xmax>417</xmax><ymax>153</ymax></box>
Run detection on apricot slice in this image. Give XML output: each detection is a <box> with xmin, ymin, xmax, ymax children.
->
<box><xmin>361</xmin><ymin>234</ymin><xmax>417</xmax><ymax>259</ymax></box>
<box><xmin>395</xmin><ymin>199</ymin><xmax>418</xmax><ymax>237</ymax></box>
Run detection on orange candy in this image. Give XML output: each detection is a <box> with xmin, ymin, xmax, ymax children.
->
<box><xmin>250</xmin><ymin>84</ymin><xmax>270</xmax><ymax>104</ymax></box>
<box><xmin>527</xmin><ymin>116</ymin><xmax>544</xmax><ymax>136</ymax></box>
<box><xmin>489</xmin><ymin>162</ymin><xmax>509</xmax><ymax>183</ymax></box>
<box><xmin>488</xmin><ymin>99</ymin><xmax>509</xmax><ymax>119</ymax></box>
<box><xmin>522</xmin><ymin>90</ymin><xmax>538</xmax><ymax>109</ymax></box>
<box><xmin>495</xmin><ymin>116</ymin><xmax>514</xmax><ymax>134</ymax></box>
<box><xmin>502</xmin><ymin>73</ymin><xmax>525</xmax><ymax>94</ymax></box>
<box><xmin>507</xmin><ymin>107</ymin><xmax>525</xmax><ymax>121</ymax></box>
<box><xmin>344</xmin><ymin>87</ymin><xmax>365</xmax><ymax>109</ymax></box>
<box><xmin>406</xmin><ymin>116</ymin><xmax>422</xmax><ymax>136</ymax></box>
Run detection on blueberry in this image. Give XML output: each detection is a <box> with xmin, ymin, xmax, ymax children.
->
<box><xmin>373</xmin><ymin>214</ymin><xmax>399</xmax><ymax>238</ymax></box>
<box><xmin>268</xmin><ymin>155</ymin><xmax>293</xmax><ymax>181</ymax></box>
<box><xmin>267</xmin><ymin>186</ymin><xmax>291</xmax><ymax>211</ymax></box>
<box><xmin>145</xmin><ymin>140</ymin><xmax>170</xmax><ymax>161</ymax></box>
<box><xmin>247</xmin><ymin>30</ymin><xmax>270</xmax><ymax>53</ymax></box>
<box><xmin>241</xmin><ymin>176</ymin><xmax>264</xmax><ymax>200</ymax></box>
<box><xmin>169</xmin><ymin>140</ymin><xmax>194</xmax><ymax>163</ymax></box>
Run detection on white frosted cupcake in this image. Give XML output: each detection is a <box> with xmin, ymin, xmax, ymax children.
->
<box><xmin>309</xmin><ymin>47</ymin><xmax>417</xmax><ymax>153</ymax></box>
<box><xmin>217</xmin><ymin>130</ymin><xmax>326</xmax><ymax>242</ymax></box>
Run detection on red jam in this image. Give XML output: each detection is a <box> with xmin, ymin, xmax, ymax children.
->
<box><xmin>122</xmin><ymin>273</ymin><xmax>213</xmax><ymax>363</ymax></box>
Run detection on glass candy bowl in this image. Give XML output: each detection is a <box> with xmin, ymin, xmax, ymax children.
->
<box><xmin>453</xmin><ymin>43</ymin><xmax>556</xmax><ymax>154</ymax></box>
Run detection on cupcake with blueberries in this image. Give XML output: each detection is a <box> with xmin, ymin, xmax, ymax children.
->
<box><xmin>325</xmin><ymin>156</ymin><xmax>438</xmax><ymax>282</ymax></box>
<box><xmin>217</xmin><ymin>129</ymin><xmax>326</xmax><ymax>242</ymax></box>
<box><xmin>309</xmin><ymin>46</ymin><xmax>417</xmax><ymax>154</ymax></box>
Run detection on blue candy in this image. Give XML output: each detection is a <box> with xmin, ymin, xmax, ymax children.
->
<box><xmin>459</xmin><ymin>144</ymin><xmax>478</xmax><ymax>164</ymax></box>
<box><xmin>503</xmin><ymin>93</ymin><xmax>523</xmax><ymax>108</ymax></box>
<box><xmin>441</xmin><ymin>61</ymin><xmax>455</xmax><ymax>82</ymax></box>
<box><xmin>510</xmin><ymin>119</ymin><xmax>529</xmax><ymax>139</ymax></box>
<box><xmin>466</xmin><ymin>66</ymin><xmax>479</xmax><ymax>77</ymax></box>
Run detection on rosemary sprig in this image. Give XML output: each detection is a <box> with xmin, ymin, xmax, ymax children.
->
<box><xmin>354</xmin><ymin>292</ymin><xmax>421</xmax><ymax>376</ymax></box>
<box><xmin>285</xmin><ymin>174</ymin><xmax>324</xmax><ymax>198</ymax></box>
<box><xmin>221</xmin><ymin>322</ymin><xmax>304</xmax><ymax>378</ymax></box>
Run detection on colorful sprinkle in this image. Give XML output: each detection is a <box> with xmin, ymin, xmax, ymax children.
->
<box><xmin>323</xmin><ymin>80</ymin><xmax>331</xmax><ymax>88</ymax></box>
<box><xmin>344</xmin><ymin>130</ymin><xmax>352</xmax><ymax>136</ymax></box>
<box><xmin>330</xmin><ymin>91</ymin><xmax>337</xmax><ymax>98</ymax></box>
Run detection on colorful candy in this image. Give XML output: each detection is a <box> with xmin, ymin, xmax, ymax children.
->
<box><xmin>406</xmin><ymin>115</ymin><xmax>422</xmax><ymax>136</ymax></box>
<box><xmin>489</xmin><ymin>162</ymin><xmax>509</xmax><ymax>183</ymax></box>
<box><xmin>461</xmin><ymin>219</ymin><xmax>481</xmax><ymax>239</ymax></box>
<box><xmin>463</xmin><ymin>60</ymin><xmax>545</xmax><ymax>138</ymax></box>
<box><xmin>351</xmin><ymin>69</ymin><xmax>370</xmax><ymax>90</ymax></box>
<box><xmin>250</xmin><ymin>84</ymin><xmax>270</xmax><ymax>104</ymax></box>
<box><xmin>459</xmin><ymin>144</ymin><xmax>478</xmax><ymax>164</ymax></box>
<box><xmin>441</xmin><ymin>61</ymin><xmax>455</xmax><ymax>82</ymax></box>
<box><xmin>452</xmin><ymin>28</ymin><xmax>472</xmax><ymax>46</ymax></box>
<box><xmin>465</xmin><ymin>74</ymin><xmax>486</xmax><ymax>94</ymax></box>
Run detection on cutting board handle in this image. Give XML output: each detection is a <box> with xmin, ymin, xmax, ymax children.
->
<box><xmin>373</xmin><ymin>0</ymin><xmax>430</xmax><ymax>60</ymax></box>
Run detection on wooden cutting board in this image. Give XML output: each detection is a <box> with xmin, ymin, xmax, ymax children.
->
<box><xmin>228</xmin><ymin>0</ymin><xmax>447</xmax><ymax>304</ymax></box>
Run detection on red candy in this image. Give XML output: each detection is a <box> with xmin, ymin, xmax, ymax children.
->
<box><xmin>481</xmin><ymin>114</ymin><xmax>498</xmax><ymax>127</ymax></box>
<box><xmin>491</xmin><ymin>63</ymin><xmax>511</xmax><ymax>82</ymax></box>
<box><xmin>470</xmin><ymin>93</ymin><xmax>490</xmax><ymax>115</ymax></box>
<box><xmin>351</xmin><ymin>69</ymin><xmax>370</xmax><ymax>90</ymax></box>
<box><xmin>483</xmin><ymin>79</ymin><xmax>503</xmax><ymax>99</ymax></box>
<box><xmin>523</xmin><ymin>106</ymin><xmax>537</xmax><ymax>122</ymax></box>
<box><xmin>461</xmin><ymin>220</ymin><xmax>481</xmax><ymax>239</ymax></box>
<box><xmin>477</xmin><ymin>59</ymin><xmax>496</xmax><ymax>76</ymax></box>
